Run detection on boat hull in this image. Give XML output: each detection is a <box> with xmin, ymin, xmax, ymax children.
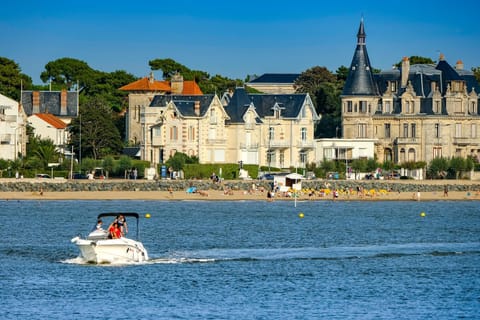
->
<box><xmin>71</xmin><ymin>237</ymin><xmax>149</xmax><ymax>264</ymax></box>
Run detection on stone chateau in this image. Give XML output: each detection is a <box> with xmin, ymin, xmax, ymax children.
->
<box><xmin>341</xmin><ymin>19</ymin><xmax>480</xmax><ymax>164</ymax></box>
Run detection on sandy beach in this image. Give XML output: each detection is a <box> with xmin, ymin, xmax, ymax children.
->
<box><xmin>1</xmin><ymin>188</ymin><xmax>478</xmax><ymax>201</ymax></box>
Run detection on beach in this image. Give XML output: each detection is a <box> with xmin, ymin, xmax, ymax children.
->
<box><xmin>0</xmin><ymin>186</ymin><xmax>478</xmax><ymax>201</ymax></box>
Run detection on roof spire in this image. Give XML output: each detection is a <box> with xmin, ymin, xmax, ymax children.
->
<box><xmin>342</xmin><ymin>18</ymin><xmax>378</xmax><ymax>96</ymax></box>
<box><xmin>357</xmin><ymin>17</ymin><xmax>366</xmax><ymax>45</ymax></box>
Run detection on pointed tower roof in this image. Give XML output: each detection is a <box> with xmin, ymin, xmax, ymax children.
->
<box><xmin>342</xmin><ymin>19</ymin><xmax>379</xmax><ymax>96</ymax></box>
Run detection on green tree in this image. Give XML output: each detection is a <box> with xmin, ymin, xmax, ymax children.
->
<box><xmin>335</xmin><ymin>65</ymin><xmax>349</xmax><ymax>81</ymax></box>
<box><xmin>472</xmin><ymin>67</ymin><xmax>480</xmax><ymax>83</ymax></box>
<box><xmin>428</xmin><ymin>157</ymin><xmax>449</xmax><ymax>179</ymax></box>
<box><xmin>165</xmin><ymin>152</ymin><xmax>198</xmax><ymax>171</ymax></box>
<box><xmin>69</xmin><ymin>97</ymin><xmax>123</xmax><ymax>160</ymax></box>
<box><xmin>41</xmin><ymin>57</ymin><xmax>94</xmax><ymax>90</ymax></box>
<box><xmin>395</xmin><ymin>56</ymin><xmax>435</xmax><ymax>68</ymax></box>
<box><xmin>149</xmin><ymin>58</ymin><xmax>243</xmax><ymax>94</ymax></box>
<box><xmin>102</xmin><ymin>156</ymin><xmax>115</xmax><ymax>179</ymax></box>
<box><xmin>295</xmin><ymin>66</ymin><xmax>342</xmax><ymax>138</ymax></box>
<box><xmin>0</xmin><ymin>57</ymin><xmax>32</xmax><ymax>100</ymax></box>
<box><xmin>34</xmin><ymin>140</ymin><xmax>59</xmax><ymax>169</ymax></box>
<box><xmin>449</xmin><ymin>156</ymin><xmax>466</xmax><ymax>179</ymax></box>
<box><xmin>118</xmin><ymin>155</ymin><xmax>132</xmax><ymax>178</ymax></box>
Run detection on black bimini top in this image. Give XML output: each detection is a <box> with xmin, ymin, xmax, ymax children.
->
<box><xmin>97</xmin><ymin>212</ymin><xmax>140</xmax><ymax>220</ymax></box>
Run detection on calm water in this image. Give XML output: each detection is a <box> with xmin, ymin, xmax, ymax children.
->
<box><xmin>0</xmin><ymin>199</ymin><xmax>479</xmax><ymax>319</ymax></box>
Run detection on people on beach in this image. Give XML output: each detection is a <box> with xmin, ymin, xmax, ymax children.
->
<box><xmin>444</xmin><ymin>185</ymin><xmax>448</xmax><ymax>197</ymax></box>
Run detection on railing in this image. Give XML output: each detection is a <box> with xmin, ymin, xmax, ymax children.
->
<box><xmin>239</xmin><ymin>143</ymin><xmax>259</xmax><ymax>150</ymax></box>
<box><xmin>453</xmin><ymin>137</ymin><xmax>479</xmax><ymax>145</ymax></box>
<box><xmin>395</xmin><ymin>137</ymin><xmax>420</xmax><ymax>144</ymax></box>
<box><xmin>268</xmin><ymin>140</ymin><xmax>290</xmax><ymax>148</ymax></box>
<box><xmin>297</xmin><ymin>140</ymin><xmax>314</xmax><ymax>148</ymax></box>
<box><xmin>207</xmin><ymin>138</ymin><xmax>227</xmax><ymax>144</ymax></box>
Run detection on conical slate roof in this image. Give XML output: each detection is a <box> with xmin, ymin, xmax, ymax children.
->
<box><xmin>342</xmin><ymin>19</ymin><xmax>379</xmax><ymax>96</ymax></box>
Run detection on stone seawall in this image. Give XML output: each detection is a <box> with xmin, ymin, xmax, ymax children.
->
<box><xmin>1</xmin><ymin>179</ymin><xmax>479</xmax><ymax>193</ymax></box>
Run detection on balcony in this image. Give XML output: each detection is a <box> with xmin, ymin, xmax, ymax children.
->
<box><xmin>395</xmin><ymin>137</ymin><xmax>420</xmax><ymax>145</ymax></box>
<box><xmin>453</xmin><ymin>137</ymin><xmax>479</xmax><ymax>146</ymax></box>
<box><xmin>297</xmin><ymin>140</ymin><xmax>315</xmax><ymax>149</ymax></box>
<box><xmin>239</xmin><ymin>143</ymin><xmax>259</xmax><ymax>150</ymax></box>
<box><xmin>207</xmin><ymin>138</ymin><xmax>227</xmax><ymax>144</ymax></box>
<box><xmin>268</xmin><ymin>140</ymin><xmax>290</xmax><ymax>149</ymax></box>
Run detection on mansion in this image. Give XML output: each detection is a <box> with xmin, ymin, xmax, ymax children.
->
<box><xmin>341</xmin><ymin>19</ymin><xmax>480</xmax><ymax>164</ymax></box>
<box><xmin>121</xmin><ymin>74</ymin><xmax>320</xmax><ymax>169</ymax></box>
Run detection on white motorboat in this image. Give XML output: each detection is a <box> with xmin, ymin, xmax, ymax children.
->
<box><xmin>71</xmin><ymin>212</ymin><xmax>149</xmax><ymax>264</ymax></box>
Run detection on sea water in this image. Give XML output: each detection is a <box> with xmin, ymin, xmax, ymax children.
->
<box><xmin>0</xmin><ymin>200</ymin><xmax>479</xmax><ymax>319</ymax></box>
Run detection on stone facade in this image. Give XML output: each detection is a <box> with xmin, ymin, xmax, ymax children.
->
<box><xmin>341</xmin><ymin>20</ymin><xmax>480</xmax><ymax>164</ymax></box>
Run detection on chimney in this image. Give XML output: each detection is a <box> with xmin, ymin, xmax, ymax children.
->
<box><xmin>401</xmin><ymin>57</ymin><xmax>410</xmax><ymax>88</ymax></box>
<box><xmin>194</xmin><ymin>101</ymin><xmax>200</xmax><ymax>116</ymax></box>
<box><xmin>455</xmin><ymin>60</ymin><xmax>464</xmax><ymax>70</ymax></box>
<box><xmin>60</xmin><ymin>89</ymin><xmax>67</xmax><ymax>115</ymax></box>
<box><xmin>171</xmin><ymin>72</ymin><xmax>184</xmax><ymax>94</ymax></box>
<box><xmin>32</xmin><ymin>91</ymin><xmax>40</xmax><ymax>114</ymax></box>
<box><xmin>149</xmin><ymin>71</ymin><xmax>154</xmax><ymax>84</ymax></box>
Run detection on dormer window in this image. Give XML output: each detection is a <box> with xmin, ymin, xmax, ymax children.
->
<box><xmin>451</xmin><ymin>81</ymin><xmax>464</xmax><ymax>92</ymax></box>
<box><xmin>274</xmin><ymin>109</ymin><xmax>280</xmax><ymax>119</ymax></box>
<box><xmin>390</xmin><ymin>81</ymin><xmax>397</xmax><ymax>92</ymax></box>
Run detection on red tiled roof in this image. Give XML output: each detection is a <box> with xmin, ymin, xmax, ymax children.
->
<box><xmin>119</xmin><ymin>77</ymin><xmax>171</xmax><ymax>91</ymax></box>
<box><xmin>182</xmin><ymin>81</ymin><xmax>203</xmax><ymax>95</ymax></box>
<box><xmin>119</xmin><ymin>77</ymin><xmax>203</xmax><ymax>95</ymax></box>
<box><xmin>34</xmin><ymin>113</ymin><xmax>67</xmax><ymax>129</ymax></box>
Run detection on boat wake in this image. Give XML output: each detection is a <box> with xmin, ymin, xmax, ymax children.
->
<box><xmin>146</xmin><ymin>242</ymin><xmax>480</xmax><ymax>264</ymax></box>
<box><xmin>61</xmin><ymin>242</ymin><xmax>480</xmax><ymax>265</ymax></box>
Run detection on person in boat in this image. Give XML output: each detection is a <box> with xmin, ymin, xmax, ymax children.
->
<box><xmin>108</xmin><ymin>222</ymin><xmax>122</xmax><ymax>239</ymax></box>
<box><xmin>117</xmin><ymin>215</ymin><xmax>128</xmax><ymax>236</ymax></box>
<box><xmin>95</xmin><ymin>219</ymin><xmax>103</xmax><ymax>230</ymax></box>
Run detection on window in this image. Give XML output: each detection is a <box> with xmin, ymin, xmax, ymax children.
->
<box><xmin>210</xmin><ymin>109</ymin><xmax>216</xmax><ymax>124</ymax></box>
<box><xmin>360</xmin><ymin>101</ymin><xmax>367</xmax><ymax>113</ymax></box>
<box><xmin>279</xmin><ymin>151</ymin><xmax>285</xmax><ymax>168</ymax></box>
<box><xmin>170</xmin><ymin>126</ymin><xmax>178</xmax><ymax>140</ymax></box>
<box><xmin>188</xmin><ymin>126</ymin><xmax>195</xmax><ymax>141</ymax></box>
<box><xmin>299</xmin><ymin>151</ymin><xmax>307</xmax><ymax>166</ymax></box>
<box><xmin>455</xmin><ymin>123</ymin><xmax>462</xmax><ymax>137</ymax></box>
<box><xmin>390</xmin><ymin>81</ymin><xmax>397</xmax><ymax>92</ymax></box>
<box><xmin>267</xmin><ymin>149</ymin><xmax>275</xmax><ymax>167</ymax></box>
<box><xmin>357</xmin><ymin>123</ymin><xmax>367</xmax><ymax>138</ymax></box>
<box><xmin>433</xmin><ymin>147</ymin><xmax>442</xmax><ymax>158</ymax></box>
<box><xmin>301</xmin><ymin>128</ymin><xmax>307</xmax><ymax>141</ymax></box>
<box><xmin>153</xmin><ymin>127</ymin><xmax>161</xmax><ymax>137</ymax></box>
<box><xmin>403</xmin><ymin>123</ymin><xmax>409</xmax><ymax>137</ymax></box>
<box><xmin>385</xmin><ymin>101</ymin><xmax>391</xmax><ymax>113</ymax></box>
<box><xmin>471</xmin><ymin>101</ymin><xmax>477</xmax><ymax>114</ymax></box>
<box><xmin>347</xmin><ymin>101</ymin><xmax>353</xmax><ymax>112</ymax></box>
<box><xmin>435</xmin><ymin>100</ymin><xmax>441</xmax><ymax>113</ymax></box>
<box><xmin>435</xmin><ymin>123</ymin><xmax>440</xmax><ymax>138</ymax></box>
<box><xmin>384</xmin><ymin>124</ymin><xmax>391</xmax><ymax>138</ymax></box>
<box><xmin>400</xmin><ymin>148</ymin><xmax>406</xmax><ymax>162</ymax></box>
<box><xmin>411</xmin><ymin>123</ymin><xmax>416</xmax><ymax>138</ymax></box>
<box><xmin>268</xmin><ymin>127</ymin><xmax>275</xmax><ymax>140</ymax></box>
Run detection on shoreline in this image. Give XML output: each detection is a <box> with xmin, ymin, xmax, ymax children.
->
<box><xmin>1</xmin><ymin>189</ymin><xmax>478</xmax><ymax>201</ymax></box>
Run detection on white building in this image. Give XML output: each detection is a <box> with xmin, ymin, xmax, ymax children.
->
<box><xmin>0</xmin><ymin>93</ymin><xmax>26</xmax><ymax>161</ymax></box>
<box><xmin>28</xmin><ymin>113</ymin><xmax>68</xmax><ymax>154</ymax></box>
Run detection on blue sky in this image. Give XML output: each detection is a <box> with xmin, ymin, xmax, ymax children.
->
<box><xmin>1</xmin><ymin>0</ymin><xmax>479</xmax><ymax>84</ymax></box>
